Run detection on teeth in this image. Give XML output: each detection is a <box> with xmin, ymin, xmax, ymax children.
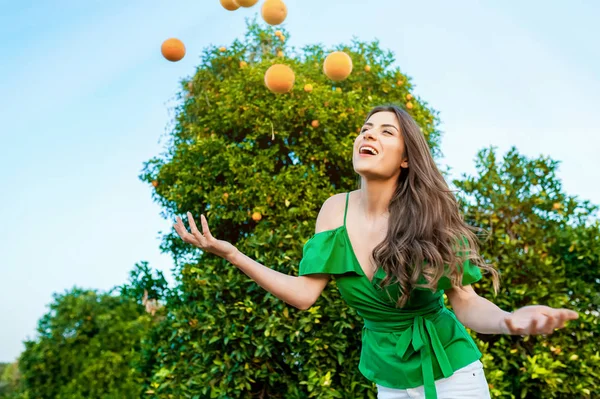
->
<box><xmin>360</xmin><ymin>146</ymin><xmax>378</xmax><ymax>155</ymax></box>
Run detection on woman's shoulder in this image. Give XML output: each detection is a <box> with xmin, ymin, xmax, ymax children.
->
<box><xmin>314</xmin><ymin>192</ymin><xmax>352</xmax><ymax>233</ymax></box>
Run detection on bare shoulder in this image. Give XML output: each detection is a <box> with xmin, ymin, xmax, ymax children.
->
<box><xmin>314</xmin><ymin>192</ymin><xmax>350</xmax><ymax>233</ymax></box>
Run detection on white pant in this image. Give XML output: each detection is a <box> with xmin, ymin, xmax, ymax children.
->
<box><xmin>376</xmin><ymin>360</ymin><xmax>491</xmax><ymax>399</ymax></box>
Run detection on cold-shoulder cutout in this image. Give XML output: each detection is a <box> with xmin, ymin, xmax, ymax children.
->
<box><xmin>314</xmin><ymin>192</ymin><xmax>348</xmax><ymax>234</ymax></box>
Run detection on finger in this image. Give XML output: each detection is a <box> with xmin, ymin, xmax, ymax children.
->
<box><xmin>558</xmin><ymin>309</ymin><xmax>579</xmax><ymax>327</ymax></box>
<box><xmin>174</xmin><ymin>216</ymin><xmax>199</xmax><ymax>245</ymax></box>
<box><xmin>187</xmin><ymin>212</ymin><xmax>207</xmax><ymax>245</ymax></box>
<box><xmin>543</xmin><ymin>308</ymin><xmax>579</xmax><ymax>321</ymax></box>
<box><xmin>544</xmin><ymin>309</ymin><xmax>578</xmax><ymax>330</ymax></box>
<box><xmin>504</xmin><ymin>317</ymin><xmax>515</xmax><ymax>333</ymax></box>
<box><xmin>201</xmin><ymin>214</ymin><xmax>213</xmax><ymax>239</ymax></box>
<box><xmin>187</xmin><ymin>212</ymin><xmax>201</xmax><ymax>236</ymax></box>
<box><xmin>173</xmin><ymin>217</ymin><xmax>189</xmax><ymax>239</ymax></box>
<box><xmin>175</xmin><ymin>215</ymin><xmax>190</xmax><ymax>231</ymax></box>
<box><xmin>527</xmin><ymin>317</ymin><xmax>539</xmax><ymax>335</ymax></box>
<box><xmin>173</xmin><ymin>216</ymin><xmax>186</xmax><ymax>237</ymax></box>
<box><xmin>505</xmin><ymin>317</ymin><xmax>524</xmax><ymax>335</ymax></box>
<box><xmin>564</xmin><ymin>309</ymin><xmax>579</xmax><ymax>320</ymax></box>
<box><xmin>540</xmin><ymin>314</ymin><xmax>556</xmax><ymax>334</ymax></box>
<box><xmin>552</xmin><ymin>311</ymin><xmax>569</xmax><ymax>330</ymax></box>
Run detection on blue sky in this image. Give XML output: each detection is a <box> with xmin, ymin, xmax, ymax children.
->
<box><xmin>1</xmin><ymin>1</ymin><xmax>598</xmax><ymax>362</ymax></box>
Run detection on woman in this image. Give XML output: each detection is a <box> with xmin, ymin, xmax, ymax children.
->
<box><xmin>174</xmin><ymin>104</ymin><xmax>579</xmax><ymax>398</ymax></box>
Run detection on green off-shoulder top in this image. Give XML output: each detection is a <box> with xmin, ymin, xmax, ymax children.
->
<box><xmin>298</xmin><ymin>193</ymin><xmax>483</xmax><ymax>399</ymax></box>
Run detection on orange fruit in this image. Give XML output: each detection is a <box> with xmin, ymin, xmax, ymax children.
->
<box><xmin>406</xmin><ymin>102</ymin><xmax>414</xmax><ymax>109</ymax></box>
<box><xmin>161</xmin><ymin>38</ymin><xmax>185</xmax><ymax>62</ymax></box>
<box><xmin>397</xmin><ymin>80</ymin><xmax>404</xmax><ymax>85</ymax></box>
<box><xmin>275</xmin><ymin>30</ymin><xmax>283</xmax><ymax>37</ymax></box>
<box><xmin>364</xmin><ymin>65</ymin><xmax>371</xmax><ymax>72</ymax></box>
<box><xmin>237</xmin><ymin>0</ymin><xmax>258</xmax><ymax>6</ymax></box>
<box><xmin>552</xmin><ymin>202</ymin><xmax>562</xmax><ymax>210</ymax></box>
<box><xmin>223</xmin><ymin>193</ymin><xmax>229</xmax><ymax>199</ymax></box>
<box><xmin>264</xmin><ymin>64</ymin><xmax>295</xmax><ymax>94</ymax></box>
<box><xmin>239</xmin><ymin>61</ymin><xmax>248</xmax><ymax>68</ymax></box>
<box><xmin>406</xmin><ymin>93</ymin><xmax>413</xmax><ymax>100</ymax></box>
<box><xmin>279</xmin><ymin>35</ymin><xmax>286</xmax><ymax>42</ymax></box>
<box><xmin>151</xmin><ymin>180</ymin><xmax>159</xmax><ymax>187</ymax></box>
<box><xmin>323</xmin><ymin>51</ymin><xmax>353</xmax><ymax>81</ymax></box>
<box><xmin>219</xmin><ymin>46</ymin><xmax>226</xmax><ymax>52</ymax></box>
<box><xmin>311</xmin><ymin>120</ymin><xmax>319</xmax><ymax>128</ymax></box>
<box><xmin>277</xmin><ymin>50</ymin><xmax>284</xmax><ymax>57</ymax></box>
<box><xmin>252</xmin><ymin>212</ymin><xmax>262</xmax><ymax>221</ymax></box>
<box><xmin>262</xmin><ymin>0</ymin><xmax>287</xmax><ymax>25</ymax></box>
<box><xmin>304</xmin><ymin>83</ymin><xmax>313</xmax><ymax>92</ymax></box>
<box><xmin>220</xmin><ymin>0</ymin><xmax>240</xmax><ymax>11</ymax></box>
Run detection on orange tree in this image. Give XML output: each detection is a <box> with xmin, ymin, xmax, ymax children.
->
<box><xmin>15</xmin><ymin>289</ymin><xmax>148</xmax><ymax>399</ymax></box>
<box><xmin>9</xmin><ymin>262</ymin><xmax>168</xmax><ymax>399</ymax></box>
<box><xmin>139</xmin><ymin>20</ymin><xmax>438</xmax><ymax>399</ymax></box>
<box><xmin>454</xmin><ymin>148</ymin><xmax>599</xmax><ymax>398</ymax></box>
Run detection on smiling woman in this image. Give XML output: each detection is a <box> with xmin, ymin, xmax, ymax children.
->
<box><xmin>174</xmin><ymin>103</ymin><xmax>579</xmax><ymax>399</ymax></box>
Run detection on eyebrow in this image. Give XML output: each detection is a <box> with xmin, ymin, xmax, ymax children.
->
<box><xmin>363</xmin><ymin>123</ymin><xmax>399</xmax><ymax>131</ymax></box>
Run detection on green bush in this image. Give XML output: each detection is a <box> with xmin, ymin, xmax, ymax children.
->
<box><xmin>14</xmin><ymin>262</ymin><xmax>165</xmax><ymax>399</ymax></box>
<box><xmin>455</xmin><ymin>148</ymin><xmax>599</xmax><ymax>398</ymax></box>
<box><xmin>0</xmin><ymin>362</ymin><xmax>19</xmax><ymax>398</ymax></box>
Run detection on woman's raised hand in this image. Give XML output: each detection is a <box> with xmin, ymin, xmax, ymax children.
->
<box><xmin>174</xmin><ymin>212</ymin><xmax>239</xmax><ymax>261</ymax></box>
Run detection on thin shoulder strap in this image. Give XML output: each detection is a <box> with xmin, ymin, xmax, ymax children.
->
<box><xmin>343</xmin><ymin>192</ymin><xmax>350</xmax><ymax>226</ymax></box>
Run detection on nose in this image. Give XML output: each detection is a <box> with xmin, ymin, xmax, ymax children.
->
<box><xmin>363</xmin><ymin>128</ymin><xmax>376</xmax><ymax>141</ymax></box>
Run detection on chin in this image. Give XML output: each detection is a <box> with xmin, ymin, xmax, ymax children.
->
<box><xmin>353</xmin><ymin>164</ymin><xmax>382</xmax><ymax>180</ymax></box>
<box><xmin>353</xmin><ymin>156</ymin><xmax>378</xmax><ymax>172</ymax></box>
<box><xmin>353</xmin><ymin>161</ymin><xmax>399</xmax><ymax>182</ymax></box>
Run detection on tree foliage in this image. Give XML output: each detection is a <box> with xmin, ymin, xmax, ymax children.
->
<box><xmin>0</xmin><ymin>362</ymin><xmax>19</xmax><ymax>398</ymax></box>
<box><xmin>455</xmin><ymin>148</ymin><xmax>599</xmax><ymax>398</ymax></box>
<box><xmin>13</xmin><ymin>262</ymin><xmax>166</xmax><ymax>399</ymax></box>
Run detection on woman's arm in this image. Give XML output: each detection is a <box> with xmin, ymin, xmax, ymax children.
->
<box><xmin>226</xmin><ymin>251</ymin><xmax>328</xmax><ymax>310</ymax></box>
<box><xmin>446</xmin><ymin>285</ymin><xmax>579</xmax><ymax>335</ymax></box>
<box><xmin>227</xmin><ymin>194</ymin><xmax>346</xmax><ymax>310</ymax></box>
<box><xmin>174</xmin><ymin>195</ymin><xmax>345</xmax><ymax>310</ymax></box>
<box><xmin>445</xmin><ymin>285</ymin><xmax>511</xmax><ymax>334</ymax></box>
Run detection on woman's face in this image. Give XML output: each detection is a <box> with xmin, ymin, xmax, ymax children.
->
<box><xmin>353</xmin><ymin>111</ymin><xmax>408</xmax><ymax>180</ymax></box>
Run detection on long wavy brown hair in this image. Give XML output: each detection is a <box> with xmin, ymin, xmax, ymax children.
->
<box><xmin>364</xmin><ymin>104</ymin><xmax>500</xmax><ymax>307</ymax></box>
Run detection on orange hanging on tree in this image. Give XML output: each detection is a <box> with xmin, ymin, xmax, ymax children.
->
<box><xmin>323</xmin><ymin>51</ymin><xmax>353</xmax><ymax>81</ymax></box>
<box><xmin>161</xmin><ymin>38</ymin><xmax>186</xmax><ymax>62</ymax></box>
<box><xmin>262</xmin><ymin>0</ymin><xmax>287</xmax><ymax>25</ymax></box>
<box><xmin>264</xmin><ymin>64</ymin><xmax>295</xmax><ymax>93</ymax></box>
<box><xmin>251</xmin><ymin>212</ymin><xmax>262</xmax><ymax>221</ymax></box>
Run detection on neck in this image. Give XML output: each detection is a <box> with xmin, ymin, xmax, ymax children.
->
<box><xmin>357</xmin><ymin>177</ymin><xmax>397</xmax><ymax>221</ymax></box>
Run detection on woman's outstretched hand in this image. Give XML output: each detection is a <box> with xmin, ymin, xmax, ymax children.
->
<box><xmin>502</xmin><ymin>305</ymin><xmax>579</xmax><ymax>335</ymax></box>
<box><xmin>174</xmin><ymin>212</ymin><xmax>239</xmax><ymax>261</ymax></box>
